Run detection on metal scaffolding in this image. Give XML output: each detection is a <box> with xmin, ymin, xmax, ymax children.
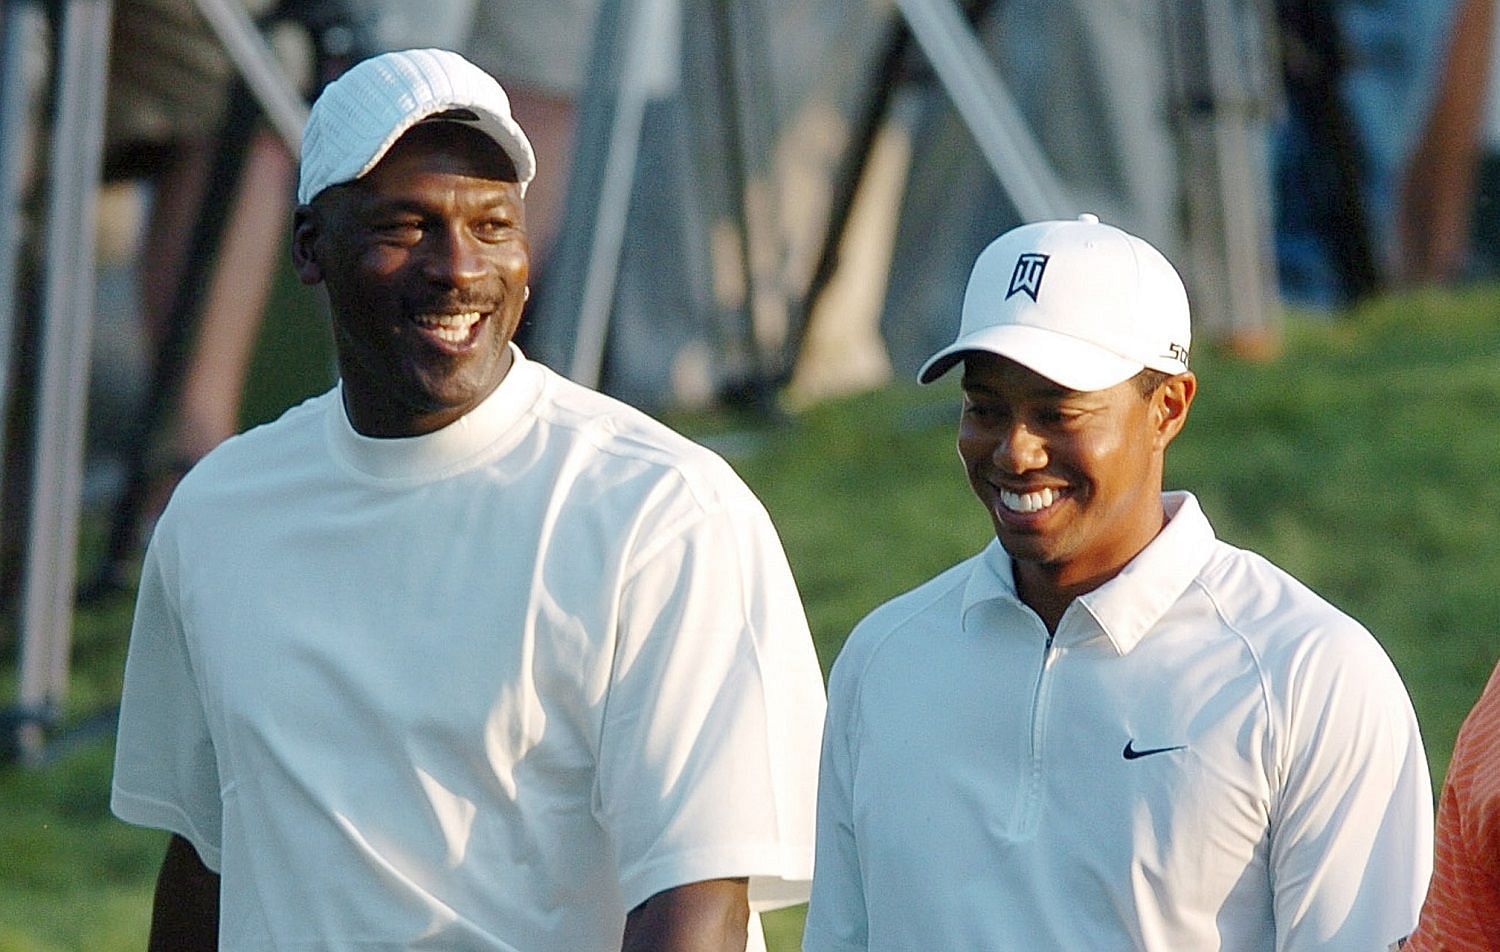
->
<box><xmin>0</xmin><ymin>0</ymin><xmax>1280</xmax><ymax>763</ymax></box>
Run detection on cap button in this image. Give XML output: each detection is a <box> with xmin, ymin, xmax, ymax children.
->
<box><xmin>1078</xmin><ymin>213</ymin><xmax>1099</xmax><ymax>224</ymax></box>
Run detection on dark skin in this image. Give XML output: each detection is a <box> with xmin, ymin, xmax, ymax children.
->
<box><xmin>148</xmin><ymin>834</ymin><xmax>218</xmax><ymax>952</ymax></box>
<box><xmin>291</xmin><ymin>121</ymin><xmax>530</xmax><ymax>438</ymax></box>
<box><xmin>622</xmin><ymin>877</ymin><xmax>751</xmax><ymax>952</ymax></box>
<box><xmin>957</xmin><ymin>353</ymin><xmax>1195</xmax><ymax>631</ymax></box>
<box><xmin>151</xmin><ymin>122</ymin><xmax>752</xmax><ymax>950</ymax></box>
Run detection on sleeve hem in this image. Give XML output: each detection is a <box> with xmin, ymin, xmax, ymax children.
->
<box><xmin>110</xmin><ymin>787</ymin><xmax>223</xmax><ymax>872</ymax></box>
<box><xmin>619</xmin><ymin>843</ymin><xmax>814</xmax><ymax>914</ymax></box>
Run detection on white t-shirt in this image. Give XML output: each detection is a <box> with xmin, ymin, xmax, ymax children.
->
<box><xmin>804</xmin><ymin>492</ymin><xmax>1432</xmax><ymax>951</ymax></box>
<box><xmin>112</xmin><ymin>347</ymin><xmax>826</xmax><ymax>951</ymax></box>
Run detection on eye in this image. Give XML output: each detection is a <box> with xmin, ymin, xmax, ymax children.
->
<box><xmin>961</xmin><ymin>399</ymin><xmax>1001</xmax><ymax>422</ymax></box>
<box><xmin>473</xmin><ymin>217</ymin><xmax>520</xmax><ymax>242</ymax></box>
<box><xmin>1037</xmin><ymin>404</ymin><xmax>1088</xmax><ymax>428</ymax></box>
<box><xmin>373</xmin><ymin>218</ymin><xmax>424</xmax><ymax>244</ymax></box>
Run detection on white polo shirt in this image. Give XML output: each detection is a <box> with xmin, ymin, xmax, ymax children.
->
<box><xmin>805</xmin><ymin>492</ymin><xmax>1432</xmax><ymax>951</ymax></box>
<box><xmin>112</xmin><ymin>346</ymin><xmax>826</xmax><ymax>951</ymax></box>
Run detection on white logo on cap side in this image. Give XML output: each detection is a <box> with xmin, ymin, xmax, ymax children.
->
<box><xmin>1006</xmin><ymin>253</ymin><xmax>1050</xmax><ymax>302</ymax></box>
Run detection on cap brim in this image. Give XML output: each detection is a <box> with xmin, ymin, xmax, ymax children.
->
<box><xmin>426</xmin><ymin>107</ymin><xmax>536</xmax><ymax>189</ymax></box>
<box><xmin>356</xmin><ymin>104</ymin><xmax>536</xmax><ymax>193</ymax></box>
<box><xmin>917</xmin><ymin>323</ymin><xmax>1145</xmax><ymax>391</ymax></box>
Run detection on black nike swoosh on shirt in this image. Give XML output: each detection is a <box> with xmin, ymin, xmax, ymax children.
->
<box><xmin>1122</xmin><ymin>740</ymin><xmax>1187</xmax><ymax>760</ymax></box>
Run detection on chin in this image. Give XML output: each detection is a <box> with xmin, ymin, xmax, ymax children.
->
<box><xmin>415</xmin><ymin>354</ymin><xmax>507</xmax><ymax>401</ymax></box>
<box><xmin>992</xmin><ymin>521</ymin><xmax>1062</xmax><ymax>564</ymax></box>
<box><xmin>417</xmin><ymin>381</ymin><xmax>490</xmax><ymax>414</ymax></box>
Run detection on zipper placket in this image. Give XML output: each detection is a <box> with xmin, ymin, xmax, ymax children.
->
<box><xmin>1016</xmin><ymin>625</ymin><xmax>1058</xmax><ymax>839</ymax></box>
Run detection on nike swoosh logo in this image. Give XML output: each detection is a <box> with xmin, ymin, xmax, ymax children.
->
<box><xmin>1122</xmin><ymin>740</ymin><xmax>1187</xmax><ymax>760</ymax></box>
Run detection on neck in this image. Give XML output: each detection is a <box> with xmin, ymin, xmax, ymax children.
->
<box><xmin>1013</xmin><ymin>563</ymin><xmax>1119</xmax><ymax>634</ymax></box>
<box><xmin>1012</xmin><ymin>508</ymin><xmax>1170</xmax><ymax>634</ymax></box>
<box><xmin>340</xmin><ymin>350</ymin><xmax>513</xmax><ymax>439</ymax></box>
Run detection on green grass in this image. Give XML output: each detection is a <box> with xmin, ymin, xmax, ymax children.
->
<box><xmin>4</xmin><ymin>280</ymin><xmax>1500</xmax><ymax>949</ymax></box>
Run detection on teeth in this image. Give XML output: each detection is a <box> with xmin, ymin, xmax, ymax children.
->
<box><xmin>414</xmin><ymin>312</ymin><xmax>482</xmax><ymax>343</ymax></box>
<box><xmin>999</xmin><ymin>487</ymin><xmax>1058</xmax><ymax>514</ymax></box>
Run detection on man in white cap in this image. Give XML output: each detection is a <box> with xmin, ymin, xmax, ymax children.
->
<box><xmin>803</xmin><ymin>215</ymin><xmax>1433</xmax><ymax>950</ymax></box>
<box><xmin>110</xmin><ymin>48</ymin><xmax>826</xmax><ymax>951</ymax></box>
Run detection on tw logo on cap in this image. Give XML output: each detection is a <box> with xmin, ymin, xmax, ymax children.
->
<box><xmin>1006</xmin><ymin>253</ymin><xmax>1050</xmax><ymax>302</ymax></box>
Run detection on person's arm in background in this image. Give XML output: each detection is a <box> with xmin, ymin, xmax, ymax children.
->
<box><xmin>1405</xmin><ymin>661</ymin><xmax>1500</xmax><ymax>951</ymax></box>
<box><xmin>622</xmin><ymin>878</ymin><xmax>750</xmax><ymax>952</ymax></box>
<box><xmin>148</xmin><ymin>833</ymin><xmax>220</xmax><ymax>952</ymax></box>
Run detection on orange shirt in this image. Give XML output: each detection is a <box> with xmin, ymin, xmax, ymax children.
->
<box><xmin>1408</xmin><ymin>661</ymin><xmax>1500</xmax><ymax>951</ymax></box>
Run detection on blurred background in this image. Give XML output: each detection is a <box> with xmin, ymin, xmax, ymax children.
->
<box><xmin>2</xmin><ymin>0</ymin><xmax>1499</xmax><ymax>947</ymax></box>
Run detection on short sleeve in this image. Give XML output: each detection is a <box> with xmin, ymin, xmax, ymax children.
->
<box><xmin>1407</xmin><ymin>662</ymin><xmax>1500</xmax><ymax>951</ymax></box>
<box><xmin>802</xmin><ymin>646</ymin><xmax>869</xmax><ymax>952</ymax></box>
<box><xmin>595</xmin><ymin>489</ymin><xmax>826</xmax><ymax>913</ymax></box>
<box><xmin>111</xmin><ymin>534</ymin><xmax>225</xmax><ymax>871</ymax></box>
<box><xmin>1267</xmin><ymin>621</ymin><xmax>1434</xmax><ymax>950</ymax></box>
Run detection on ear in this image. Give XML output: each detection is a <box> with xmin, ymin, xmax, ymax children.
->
<box><xmin>290</xmin><ymin>205</ymin><xmax>324</xmax><ymax>286</ymax></box>
<box><xmin>1151</xmin><ymin>372</ymin><xmax>1196</xmax><ymax>451</ymax></box>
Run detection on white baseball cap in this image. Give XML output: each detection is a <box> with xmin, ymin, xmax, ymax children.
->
<box><xmin>918</xmin><ymin>214</ymin><xmax>1191</xmax><ymax>391</ymax></box>
<box><xmin>297</xmin><ymin>48</ymin><xmax>536</xmax><ymax>205</ymax></box>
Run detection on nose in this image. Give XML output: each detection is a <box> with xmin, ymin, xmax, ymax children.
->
<box><xmin>995</xmin><ymin>421</ymin><xmax>1047</xmax><ymax>473</ymax></box>
<box><xmin>422</xmin><ymin>223</ymin><xmax>487</xmax><ymax>289</ymax></box>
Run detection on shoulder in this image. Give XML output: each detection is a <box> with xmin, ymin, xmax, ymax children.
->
<box><xmin>530</xmin><ymin>366</ymin><xmax>763</xmax><ymax>518</ymax></box>
<box><xmin>1195</xmin><ymin>542</ymin><xmax>1379</xmax><ymax>654</ymax></box>
<box><xmin>162</xmin><ymin>389</ymin><xmax>334</xmax><ymax>512</ymax></box>
<box><xmin>182</xmin><ymin>388</ymin><xmax>329</xmax><ymax>472</ymax></box>
<box><xmin>1193</xmin><ymin>541</ymin><xmax>1413</xmax><ymax>720</ymax></box>
<box><xmin>828</xmin><ymin>557</ymin><xmax>977</xmax><ymax>697</ymax></box>
<box><xmin>1450</xmin><ymin>662</ymin><xmax>1500</xmax><ymax>772</ymax></box>
<box><xmin>532</xmin><ymin>366</ymin><xmax>730</xmax><ymax>471</ymax></box>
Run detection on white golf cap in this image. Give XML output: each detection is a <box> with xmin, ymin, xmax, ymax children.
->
<box><xmin>918</xmin><ymin>214</ymin><xmax>1191</xmax><ymax>391</ymax></box>
<box><xmin>297</xmin><ymin>48</ymin><xmax>536</xmax><ymax>205</ymax></box>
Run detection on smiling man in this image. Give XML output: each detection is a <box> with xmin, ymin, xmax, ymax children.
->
<box><xmin>803</xmin><ymin>215</ymin><xmax>1433</xmax><ymax>951</ymax></box>
<box><xmin>110</xmin><ymin>49</ymin><xmax>825</xmax><ymax>952</ymax></box>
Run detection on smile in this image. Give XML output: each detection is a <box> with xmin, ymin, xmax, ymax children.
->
<box><xmin>413</xmin><ymin>311</ymin><xmax>484</xmax><ymax>344</ymax></box>
<box><xmin>999</xmin><ymin>486</ymin><xmax>1062</xmax><ymax>514</ymax></box>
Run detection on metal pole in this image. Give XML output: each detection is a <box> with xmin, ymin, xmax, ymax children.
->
<box><xmin>1165</xmin><ymin>0</ymin><xmax>1280</xmax><ymax>349</ymax></box>
<box><xmin>88</xmin><ymin>76</ymin><xmax>261</xmax><ymax>598</ymax></box>
<box><xmin>712</xmin><ymin>0</ymin><xmax>790</xmax><ymax>398</ymax></box>
<box><xmin>1206</xmin><ymin>0</ymin><xmax>1278</xmax><ymax>348</ymax></box>
<box><xmin>0</xmin><ymin>0</ymin><xmax>47</xmax><ymax>524</ymax></box>
<box><xmin>892</xmin><ymin>0</ymin><xmax>1071</xmax><ymax>221</ymax></box>
<box><xmin>568</xmin><ymin>0</ymin><xmax>674</xmax><ymax>387</ymax></box>
<box><xmin>191</xmin><ymin>0</ymin><xmax>308</xmax><ymax>153</ymax></box>
<box><xmin>16</xmin><ymin>0</ymin><xmax>114</xmax><ymax>763</ymax></box>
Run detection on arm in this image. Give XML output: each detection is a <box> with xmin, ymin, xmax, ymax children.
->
<box><xmin>596</xmin><ymin>488</ymin><xmax>824</xmax><ymax>922</ymax></box>
<box><xmin>112</xmin><ymin>543</ymin><xmax>226</xmax><ymax>949</ymax></box>
<box><xmin>621</xmin><ymin>878</ymin><xmax>750</xmax><ymax>952</ymax></box>
<box><xmin>802</xmin><ymin>650</ymin><xmax>869</xmax><ymax>952</ymax></box>
<box><xmin>1268</xmin><ymin>624</ymin><xmax>1434</xmax><ymax>949</ymax></box>
<box><xmin>148</xmin><ymin>833</ymin><xmax>220</xmax><ymax>952</ymax></box>
<box><xmin>1406</xmin><ymin>662</ymin><xmax>1500</xmax><ymax>951</ymax></box>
